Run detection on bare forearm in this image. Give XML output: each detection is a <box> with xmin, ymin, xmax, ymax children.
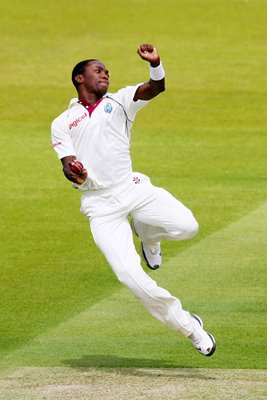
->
<box><xmin>135</xmin><ymin>79</ymin><xmax>165</xmax><ymax>100</ymax></box>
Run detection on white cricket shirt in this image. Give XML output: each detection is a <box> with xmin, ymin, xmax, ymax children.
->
<box><xmin>51</xmin><ymin>84</ymin><xmax>149</xmax><ymax>190</ymax></box>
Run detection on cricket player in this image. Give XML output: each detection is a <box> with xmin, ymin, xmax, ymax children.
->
<box><xmin>51</xmin><ymin>44</ymin><xmax>216</xmax><ymax>356</ymax></box>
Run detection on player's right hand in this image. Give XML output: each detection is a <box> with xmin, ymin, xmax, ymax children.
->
<box><xmin>61</xmin><ymin>156</ymin><xmax>88</xmax><ymax>185</ymax></box>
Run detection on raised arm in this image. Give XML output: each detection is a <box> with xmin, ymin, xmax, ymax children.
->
<box><xmin>133</xmin><ymin>44</ymin><xmax>165</xmax><ymax>101</ymax></box>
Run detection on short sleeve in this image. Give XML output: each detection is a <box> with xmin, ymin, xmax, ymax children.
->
<box><xmin>111</xmin><ymin>83</ymin><xmax>150</xmax><ymax>121</ymax></box>
<box><xmin>51</xmin><ymin>119</ymin><xmax>76</xmax><ymax>160</ymax></box>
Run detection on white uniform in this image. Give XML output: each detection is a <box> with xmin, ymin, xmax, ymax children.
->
<box><xmin>51</xmin><ymin>84</ymin><xmax>145</xmax><ymax>190</ymax></box>
<box><xmin>51</xmin><ymin>84</ymin><xmax>199</xmax><ymax>337</ymax></box>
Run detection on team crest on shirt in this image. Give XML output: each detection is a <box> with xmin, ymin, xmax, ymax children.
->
<box><xmin>104</xmin><ymin>103</ymin><xmax>113</xmax><ymax>113</ymax></box>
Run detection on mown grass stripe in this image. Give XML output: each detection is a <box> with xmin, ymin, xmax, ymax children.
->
<box><xmin>1</xmin><ymin>203</ymin><xmax>266</xmax><ymax>371</ymax></box>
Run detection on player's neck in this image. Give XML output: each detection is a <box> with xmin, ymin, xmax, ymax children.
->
<box><xmin>78</xmin><ymin>90</ymin><xmax>103</xmax><ymax>106</ymax></box>
<box><xmin>79</xmin><ymin>95</ymin><xmax>102</xmax><ymax>106</ymax></box>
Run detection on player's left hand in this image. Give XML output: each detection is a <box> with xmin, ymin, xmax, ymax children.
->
<box><xmin>137</xmin><ymin>44</ymin><xmax>160</xmax><ymax>67</ymax></box>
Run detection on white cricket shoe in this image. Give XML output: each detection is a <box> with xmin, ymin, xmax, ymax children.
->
<box><xmin>141</xmin><ymin>242</ymin><xmax>162</xmax><ymax>270</ymax></box>
<box><xmin>131</xmin><ymin>219</ymin><xmax>162</xmax><ymax>270</ymax></box>
<box><xmin>189</xmin><ymin>314</ymin><xmax>216</xmax><ymax>356</ymax></box>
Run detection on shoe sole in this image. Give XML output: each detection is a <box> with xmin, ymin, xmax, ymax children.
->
<box><xmin>132</xmin><ymin>219</ymin><xmax>161</xmax><ymax>270</ymax></box>
<box><xmin>205</xmin><ymin>333</ymin><xmax>216</xmax><ymax>357</ymax></box>
<box><xmin>141</xmin><ymin>243</ymin><xmax>160</xmax><ymax>270</ymax></box>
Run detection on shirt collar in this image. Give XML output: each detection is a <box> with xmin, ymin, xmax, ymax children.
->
<box><xmin>68</xmin><ymin>93</ymin><xmax>110</xmax><ymax>109</ymax></box>
<box><xmin>68</xmin><ymin>98</ymin><xmax>79</xmax><ymax>108</ymax></box>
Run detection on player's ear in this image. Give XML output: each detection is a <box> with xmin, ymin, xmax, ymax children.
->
<box><xmin>75</xmin><ymin>74</ymin><xmax>83</xmax><ymax>84</ymax></box>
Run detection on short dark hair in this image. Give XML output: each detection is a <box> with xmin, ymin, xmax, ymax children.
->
<box><xmin>71</xmin><ymin>59</ymin><xmax>98</xmax><ymax>88</ymax></box>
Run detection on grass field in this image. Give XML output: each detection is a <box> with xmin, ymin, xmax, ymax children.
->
<box><xmin>0</xmin><ymin>0</ymin><xmax>266</xmax><ymax>399</ymax></box>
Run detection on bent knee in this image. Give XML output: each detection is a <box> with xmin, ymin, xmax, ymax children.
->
<box><xmin>185</xmin><ymin>218</ymin><xmax>199</xmax><ymax>238</ymax></box>
<box><xmin>172</xmin><ymin>216</ymin><xmax>199</xmax><ymax>240</ymax></box>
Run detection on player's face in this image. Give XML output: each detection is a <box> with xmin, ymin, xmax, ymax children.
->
<box><xmin>80</xmin><ymin>61</ymin><xmax>110</xmax><ymax>96</ymax></box>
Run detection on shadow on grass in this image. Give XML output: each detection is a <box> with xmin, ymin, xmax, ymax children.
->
<box><xmin>63</xmin><ymin>354</ymin><xmax>175</xmax><ymax>368</ymax></box>
<box><xmin>63</xmin><ymin>355</ymin><xmax>215</xmax><ymax>380</ymax></box>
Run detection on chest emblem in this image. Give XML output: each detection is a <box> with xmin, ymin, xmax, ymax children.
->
<box><xmin>104</xmin><ymin>103</ymin><xmax>113</xmax><ymax>113</ymax></box>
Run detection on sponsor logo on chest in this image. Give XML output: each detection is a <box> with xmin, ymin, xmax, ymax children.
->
<box><xmin>69</xmin><ymin>112</ymin><xmax>87</xmax><ymax>130</ymax></box>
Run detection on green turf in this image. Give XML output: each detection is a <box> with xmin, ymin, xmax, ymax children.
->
<box><xmin>0</xmin><ymin>0</ymin><xmax>266</xmax><ymax>372</ymax></box>
<box><xmin>1</xmin><ymin>203</ymin><xmax>266</xmax><ymax>371</ymax></box>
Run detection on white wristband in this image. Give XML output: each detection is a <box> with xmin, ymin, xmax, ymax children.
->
<box><xmin>150</xmin><ymin>62</ymin><xmax>165</xmax><ymax>81</ymax></box>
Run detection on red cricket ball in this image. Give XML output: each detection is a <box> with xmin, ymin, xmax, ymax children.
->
<box><xmin>70</xmin><ymin>161</ymin><xmax>84</xmax><ymax>175</ymax></box>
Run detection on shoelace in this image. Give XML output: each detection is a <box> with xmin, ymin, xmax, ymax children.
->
<box><xmin>149</xmin><ymin>244</ymin><xmax>161</xmax><ymax>255</ymax></box>
<box><xmin>190</xmin><ymin>331</ymin><xmax>202</xmax><ymax>346</ymax></box>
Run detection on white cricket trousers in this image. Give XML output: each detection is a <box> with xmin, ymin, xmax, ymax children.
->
<box><xmin>80</xmin><ymin>172</ymin><xmax>199</xmax><ymax>337</ymax></box>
